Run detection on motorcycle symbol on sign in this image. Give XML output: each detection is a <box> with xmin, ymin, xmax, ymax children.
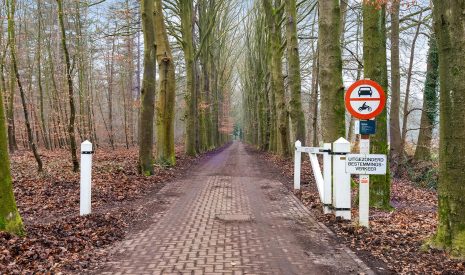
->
<box><xmin>358</xmin><ymin>102</ymin><xmax>372</xmax><ymax>112</ymax></box>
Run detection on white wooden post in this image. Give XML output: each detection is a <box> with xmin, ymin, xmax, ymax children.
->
<box><xmin>359</xmin><ymin>137</ymin><xmax>370</xmax><ymax>227</ymax></box>
<box><xmin>294</xmin><ymin>140</ymin><xmax>302</xmax><ymax>190</ymax></box>
<box><xmin>80</xmin><ymin>140</ymin><xmax>93</xmax><ymax>216</ymax></box>
<box><xmin>323</xmin><ymin>143</ymin><xmax>332</xmax><ymax>214</ymax></box>
<box><xmin>332</xmin><ymin>137</ymin><xmax>351</xmax><ymax>220</ymax></box>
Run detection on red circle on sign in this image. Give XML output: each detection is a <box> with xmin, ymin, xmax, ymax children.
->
<box><xmin>345</xmin><ymin>79</ymin><xmax>386</xmax><ymax>120</ymax></box>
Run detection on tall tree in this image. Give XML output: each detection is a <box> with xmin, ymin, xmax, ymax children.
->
<box><xmin>285</xmin><ymin>0</ymin><xmax>305</xmax><ymax>144</ymax></box>
<box><xmin>431</xmin><ymin>0</ymin><xmax>465</xmax><ymax>256</ymax></box>
<box><xmin>37</xmin><ymin>0</ymin><xmax>49</xmax><ymax>150</ymax></box>
<box><xmin>0</xmin><ymin>42</ymin><xmax>23</xmax><ymax>235</ymax></box>
<box><xmin>263</xmin><ymin>0</ymin><xmax>290</xmax><ymax>157</ymax></box>
<box><xmin>414</xmin><ymin>35</ymin><xmax>438</xmax><ymax>162</ymax></box>
<box><xmin>362</xmin><ymin>1</ymin><xmax>390</xmax><ymax>209</ymax></box>
<box><xmin>154</xmin><ymin>0</ymin><xmax>176</xmax><ymax>165</ymax></box>
<box><xmin>389</xmin><ymin>0</ymin><xmax>402</xmax><ymax>167</ymax></box>
<box><xmin>8</xmin><ymin>0</ymin><xmax>43</xmax><ymax>172</ymax></box>
<box><xmin>139</xmin><ymin>0</ymin><xmax>156</xmax><ymax>175</ymax></box>
<box><xmin>400</xmin><ymin>13</ymin><xmax>423</xmax><ymax>156</ymax></box>
<box><xmin>318</xmin><ymin>0</ymin><xmax>345</xmax><ymax>142</ymax></box>
<box><xmin>179</xmin><ymin>0</ymin><xmax>197</xmax><ymax>156</ymax></box>
<box><xmin>57</xmin><ymin>0</ymin><xmax>79</xmax><ymax>172</ymax></box>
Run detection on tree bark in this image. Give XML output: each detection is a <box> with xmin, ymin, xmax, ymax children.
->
<box><xmin>154</xmin><ymin>0</ymin><xmax>176</xmax><ymax>165</ymax></box>
<box><xmin>263</xmin><ymin>0</ymin><xmax>290</xmax><ymax>157</ymax></box>
<box><xmin>389</xmin><ymin>1</ymin><xmax>402</xmax><ymax>168</ymax></box>
<box><xmin>0</xmin><ymin>59</ymin><xmax>23</xmax><ymax>235</ymax></box>
<box><xmin>57</xmin><ymin>0</ymin><xmax>79</xmax><ymax>172</ymax></box>
<box><xmin>107</xmin><ymin>36</ymin><xmax>116</xmax><ymax>150</ymax></box>
<box><xmin>138</xmin><ymin>0</ymin><xmax>157</xmax><ymax>175</ymax></box>
<box><xmin>309</xmin><ymin>46</ymin><xmax>319</xmax><ymax>147</ymax></box>
<box><xmin>7</xmin><ymin>51</ymin><xmax>17</xmax><ymax>153</ymax></box>
<box><xmin>400</xmin><ymin>14</ymin><xmax>422</xmax><ymax>157</ymax></box>
<box><xmin>8</xmin><ymin>0</ymin><xmax>43</xmax><ymax>172</ymax></box>
<box><xmin>414</xmin><ymin>35</ymin><xmax>438</xmax><ymax>162</ymax></box>
<box><xmin>286</xmin><ymin>0</ymin><xmax>305</xmax><ymax>145</ymax></box>
<box><xmin>431</xmin><ymin>0</ymin><xmax>465</xmax><ymax>256</ymax></box>
<box><xmin>362</xmin><ymin>2</ymin><xmax>390</xmax><ymax>209</ymax></box>
<box><xmin>179</xmin><ymin>0</ymin><xmax>197</xmax><ymax>156</ymax></box>
<box><xmin>318</xmin><ymin>0</ymin><xmax>345</xmax><ymax>142</ymax></box>
<box><xmin>37</xmin><ymin>0</ymin><xmax>49</xmax><ymax>150</ymax></box>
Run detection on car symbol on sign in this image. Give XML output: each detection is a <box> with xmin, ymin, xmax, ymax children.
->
<box><xmin>358</xmin><ymin>86</ymin><xmax>373</xmax><ymax>97</ymax></box>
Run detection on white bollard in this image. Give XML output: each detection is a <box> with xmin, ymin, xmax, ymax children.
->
<box><xmin>332</xmin><ymin>137</ymin><xmax>351</xmax><ymax>220</ymax></box>
<box><xmin>294</xmin><ymin>140</ymin><xmax>302</xmax><ymax>190</ymax></box>
<box><xmin>323</xmin><ymin>143</ymin><xmax>332</xmax><ymax>214</ymax></box>
<box><xmin>80</xmin><ymin>140</ymin><xmax>93</xmax><ymax>216</ymax></box>
<box><xmin>359</xmin><ymin>137</ymin><xmax>370</xmax><ymax>227</ymax></box>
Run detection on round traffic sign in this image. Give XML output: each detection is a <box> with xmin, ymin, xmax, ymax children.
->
<box><xmin>345</xmin><ymin>79</ymin><xmax>386</xmax><ymax>120</ymax></box>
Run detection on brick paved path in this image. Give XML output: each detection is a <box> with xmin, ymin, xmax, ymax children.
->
<box><xmin>101</xmin><ymin>142</ymin><xmax>372</xmax><ymax>275</ymax></box>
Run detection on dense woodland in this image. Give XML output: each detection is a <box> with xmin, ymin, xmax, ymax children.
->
<box><xmin>1</xmin><ymin>0</ymin><xmax>465</xmax><ymax>272</ymax></box>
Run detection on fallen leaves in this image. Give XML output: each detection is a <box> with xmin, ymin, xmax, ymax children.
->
<box><xmin>251</xmin><ymin>146</ymin><xmax>465</xmax><ymax>274</ymax></box>
<box><xmin>0</xmin><ymin>146</ymin><xmax>209</xmax><ymax>274</ymax></box>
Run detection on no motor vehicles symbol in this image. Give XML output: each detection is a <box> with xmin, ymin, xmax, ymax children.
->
<box><xmin>345</xmin><ymin>80</ymin><xmax>386</xmax><ymax>120</ymax></box>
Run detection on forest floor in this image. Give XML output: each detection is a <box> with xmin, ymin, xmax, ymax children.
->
<box><xmin>97</xmin><ymin>141</ymin><xmax>369</xmax><ymax>274</ymax></box>
<box><xmin>247</xmin><ymin>145</ymin><xmax>465</xmax><ymax>274</ymax></box>
<box><xmin>2</xmin><ymin>142</ymin><xmax>464</xmax><ymax>274</ymax></box>
<box><xmin>0</xmin><ymin>145</ymin><xmax>224</xmax><ymax>274</ymax></box>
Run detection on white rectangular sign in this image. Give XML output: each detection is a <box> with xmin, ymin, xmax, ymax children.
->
<box><xmin>297</xmin><ymin>147</ymin><xmax>321</xmax><ymax>154</ymax></box>
<box><xmin>345</xmin><ymin>154</ymin><xmax>387</xmax><ymax>175</ymax></box>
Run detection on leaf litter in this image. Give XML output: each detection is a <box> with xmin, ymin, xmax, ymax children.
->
<box><xmin>1</xmin><ymin>146</ymin><xmax>216</xmax><ymax>274</ymax></box>
<box><xmin>250</xmin><ymin>146</ymin><xmax>465</xmax><ymax>274</ymax></box>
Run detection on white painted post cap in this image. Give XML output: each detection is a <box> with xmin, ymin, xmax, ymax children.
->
<box><xmin>333</xmin><ymin>137</ymin><xmax>350</xmax><ymax>153</ymax></box>
<box><xmin>295</xmin><ymin>140</ymin><xmax>302</xmax><ymax>148</ymax></box>
<box><xmin>81</xmin><ymin>140</ymin><xmax>93</xmax><ymax>152</ymax></box>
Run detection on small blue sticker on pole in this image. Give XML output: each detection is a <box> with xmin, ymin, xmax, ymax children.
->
<box><xmin>360</xmin><ymin>120</ymin><xmax>376</xmax><ymax>135</ymax></box>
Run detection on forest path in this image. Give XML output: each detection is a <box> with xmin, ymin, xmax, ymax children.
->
<box><xmin>99</xmin><ymin>141</ymin><xmax>372</xmax><ymax>275</ymax></box>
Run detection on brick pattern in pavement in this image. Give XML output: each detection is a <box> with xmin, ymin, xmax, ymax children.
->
<box><xmin>100</xmin><ymin>142</ymin><xmax>372</xmax><ymax>275</ymax></box>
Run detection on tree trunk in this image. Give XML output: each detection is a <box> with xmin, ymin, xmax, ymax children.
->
<box><xmin>389</xmin><ymin>1</ymin><xmax>402</xmax><ymax>169</ymax></box>
<box><xmin>400</xmin><ymin>15</ymin><xmax>422</xmax><ymax>156</ymax></box>
<box><xmin>414</xmin><ymin>35</ymin><xmax>438</xmax><ymax>162</ymax></box>
<box><xmin>318</xmin><ymin>0</ymin><xmax>345</xmax><ymax>142</ymax></box>
<box><xmin>0</xmin><ymin>61</ymin><xmax>23</xmax><ymax>235</ymax></box>
<box><xmin>309</xmin><ymin>46</ymin><xmax>319</xmax><ymax>147</ymax></box>
<box><xmin>154</xmin><ymin>0</ymin><xmax>176</xmax><ymax>165</ymax></box>
<box><xmin>7</xmin><ymin>54</ymin><xmax>17</xmax><ymax>153</ymax></box>
<box><xmin>347</xmin><ymin>16</ymin><xmax>362</xmax><ymax>144</ymax></box>
<box><xmin>8</xmin><ymin>0</ymin><xmax>43</xmax><ymax>172</ymax></box>
<box><xmin>263</xmin><ymin>0</ymin><xmax>290</xmax><ymax>157</ymax></box>
<box><xmin>431</xmin><ymin>0</ymin><xmax>465</xmax><ymax>256</ymax></box>
<box><xmin>138</xmin><ymin>0</ymin><xmax>157</xmax><ymax>175</ymax></box>
<box><xmin>107</xmin><ymin>36</ymin><xmax>116</xmax><ymax>149</ymax></box>
<box><xmin>362</xmin><ymin>2</ymin><xmax>390</xmax><ymax>209</ymax></box>
<box><xmin>180</xmin><ymin>0</ymin><xmax>197</xmax><ymax>156</ymax></box>
<box><xmin>37</xmin><ymin>0</ymin><xmax>49</xmax><ymax>150</ymax></box>
<box><xmin>286</xmin><ymin>0</ymin><xmax>305</xmax><ymax>145</ymax></box>
<box><xmin>57</xmin><ymin>0</ymin><xmax>79</xmax><ymax>172</ymax></box>
<box><xmin>0</xmin><ymin>43</ymin><xmax>16</xmax><ymax>153</ymax></box>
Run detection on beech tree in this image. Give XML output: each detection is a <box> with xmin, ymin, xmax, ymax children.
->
<box><xmin>0</xmin><ymin>59</ymin><xmax>23</xmax><ymax>235</ymax></box>
<box><xmin>318</xmin><ymin>0</ymin><xmax>345</xmax><ymax>142</ymax></box>
<box><xmin>362</xmin><ymin>1</ymin><xmax>390</xmax><ymax>209</ymax></box>
<box><xmin>389</xmin><ymin>0</ymin><xmax>402</xmax><ymax>167</ymax></box>
<box><xmin>139</xmin><ymin>0</ymin><xmax>157</xmax><ymax>175</ymax></box>
<box><xmin>154</xmin><ymin>0</ymin><xmax>176</xmax><ymax>165</ymax></box>
<box><xmin>57</xmin><ymin>0</ymin><xmax>79</xmax><ymax>172</ymax></box>
<box><xmin>262</xmin><ymin>0</ymin><xmax>290</xmax><ymax>157</ymax></box>
<box><xmin>286</xmin><ymin>0</ymin><xmax>305</xmax><ymax>145</ymax></box>
<box><xmin>8</xmin><ymin>0</ymin><xmax>43</xmax><ymax>172</ymax></box>
<box><xmin>414</xmin><ymin>35</ymin><xmax>438</xmax><ymax>162</ymax></box>
<box><xmin>178</xmin><ymin>0</ymin><xmax>197</xmax><ymax>156</ymax></box>
<box><xmin>431</xmin><ymin>0</ymin><xmax>465</xmax><ymax>256</ymax></box>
